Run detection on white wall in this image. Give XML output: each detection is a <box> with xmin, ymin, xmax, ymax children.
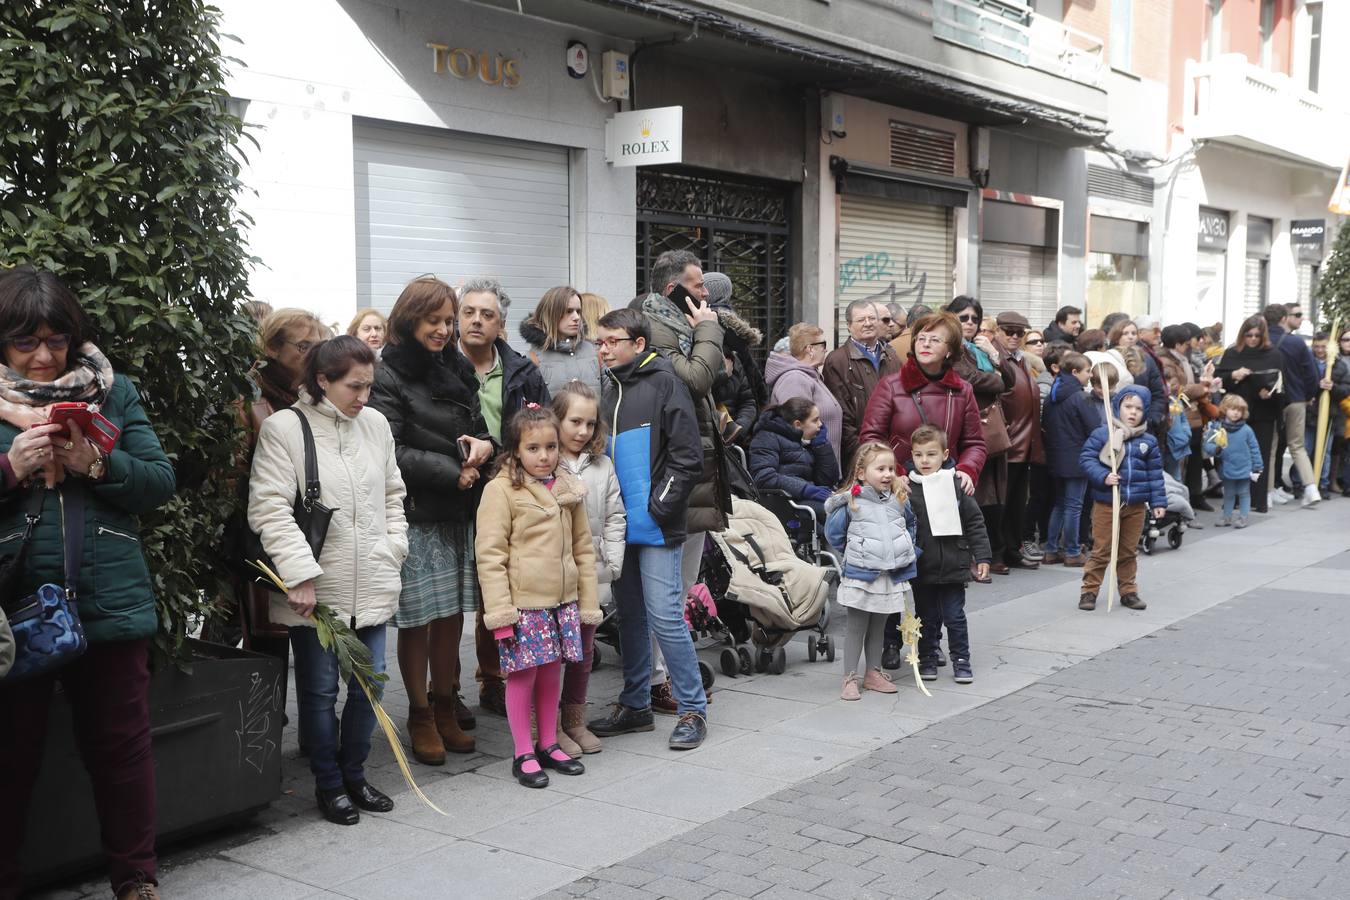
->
<box><xmin>216</xmin><ymin>0</ymin><xmax>635</xmax><ymax>327</ymax></box>
<box><xmin>1159</xmin><ymin>143</ymin><xmax>1338</xmax><ymax>339</ymax></box>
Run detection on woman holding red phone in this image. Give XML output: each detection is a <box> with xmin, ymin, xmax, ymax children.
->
<box><xmin>0</xmin><ymin>266</ymin><xmax>175</xmax><ymax>900</ymax></box>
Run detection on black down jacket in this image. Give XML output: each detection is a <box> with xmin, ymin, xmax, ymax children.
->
<box><xmin>747</xmin><ymin>409</ymin><xmax>840</xmax><ymax>500</ymax></box>
<box><xmin>908</xmin><ymin>475</ymin><xmax>992</xmax><ymax>585</ymax></box>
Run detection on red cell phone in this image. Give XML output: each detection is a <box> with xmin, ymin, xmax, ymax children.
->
<box><xmin>47</xmin><ymin>402</ymin><xmax>121</xmax><ymax>455</ymax></box>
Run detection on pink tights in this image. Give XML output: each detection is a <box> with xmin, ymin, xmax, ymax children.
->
<box><xmin>505</xmin><ymin>660</ymin><xmax>568</xmax><ymax>774</ymax></box>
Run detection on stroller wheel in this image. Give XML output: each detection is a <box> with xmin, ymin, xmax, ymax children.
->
<box><xmin>1140</xmin><ymin>536</ymin><xmax>1154</xmax><ymax>555</ymax></box>
<box><xmin>770</xmin><ymin>647</ymin><xmax>787</xmax><ymax>675</ymax></box>
<box><xmin>1168</xmin><ymin>527</ymin><xmax>1184</xmax><ymax>549</ymax></box>
<box><xmin>591</xmin><ymin>646</ymin><xmax>601</xmax><ymax>670</ymax></box>
<box><xmin>806</xmin><ymin>635</ymin><xmax>817</xmax><ymax>663</ymax></box>
<box><xmin>737</xmin><ymin>646</ymin><xmax>754</xmax><ymax>675</ymax></box>
<box><xmin>821</xmin><ymin>636</ymin><xmax>835</xmax><ymax>663</ymax></box>
<box><xmin>699</xmin><ymin>660</ymin><xmax>715</xmax><ymax>690</ymax></box>
<box><xmin>755</xmin><ymin>649</ymin><xmax>771</xmax><ymax>673</ymax></box>
<box><xmin>720</xmin><ymin>648</ymin><xmax>739</xmax><ymax>678</ymax></box>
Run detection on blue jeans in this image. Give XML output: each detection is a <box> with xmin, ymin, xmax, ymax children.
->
<box><xmin>615</xmin><ymin>543</ymin><xmax>707</xmax><ymax>714</ymax></box>
<box><xmin>1222</xmin><ymin>478</ymin><xmax>1251</xmax><ymax>520</ymax></box>
<box><xmin>290</xmin><ymin>623</ymin><xmax>387</xmax><ymax>791</ymax></box>
<box><xmin>1045</xmin><ymin>477</ymin><xmax>1087</xmax><ymax>557</ymax></box>
<box><xmin>914</xmin><ymin>582</ymin><xmax>969</xmax><ymax>663</ymax></box>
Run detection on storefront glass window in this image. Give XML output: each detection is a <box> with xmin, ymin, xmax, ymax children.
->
<box><xmin>1086</xmin><ymin>251</ymin><xmax>1149</xmax><ymax>323</ymax></box>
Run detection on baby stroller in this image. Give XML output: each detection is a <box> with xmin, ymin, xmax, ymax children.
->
<box><xmin>702</xmin><ymin>497</ymin><xmax>836</xmax><ymax>677</ymax></box>
<box><xmin>1139</xmin><ymin>471</ymin><xmax>1193</xmax><ymax>555</ymax></box>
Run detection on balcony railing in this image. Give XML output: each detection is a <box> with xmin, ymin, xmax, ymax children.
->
<box><xmin>932</xmin><ymin>0</ymin><xmax>1104</xmax><ymax>88</ymax></box>
<box><xmin>1184</xmin><ymin>54</ymin><xmax>1350</xmax><ymax>170</ymax></box>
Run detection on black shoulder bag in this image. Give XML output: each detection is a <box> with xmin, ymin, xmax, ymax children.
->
<box><xmin>245</xmin><ymin>407</ymin><xmax>336</xmax><ymax>578</ymax></box>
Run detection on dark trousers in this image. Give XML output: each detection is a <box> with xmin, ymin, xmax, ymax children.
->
<box><xmin>1184</xmin><ymin>426</ymin><xmax>1206</xmax><ymax>500</ymax></box>
<box><xmin>981</xmin><ymin>504</ymin><xmax>1004</xmax><ymax>562</ymax></box>
<box><xmin>913</xmin><ymin>582</ymin><xmax>970</xmax><ymax>663</ymax></box>
<box><xmin>1250</xmin><ymin>418</ymin><xmax>1277</xmax><ymax>512</ymax></box>
<box><xmin>0</xmin><ymin>639</ymin><xmax>156</xmax><ymax>899</ymax></box>
<box><xmin>1023</xmin><ymin>463</ymin><xmax>1051</xmax><ymax>544</ymax></box>
<box><xmin>1000</xmin><ymin>461</ymin><xmax>1032</xmax><ymax>563</ymax></box>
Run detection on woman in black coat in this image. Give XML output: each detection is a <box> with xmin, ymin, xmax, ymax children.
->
<box><xmin>748</xmin><ymin>398</ymin><xmax>841</xmax><ymax>518</ymax></box>
<box><xmin>1214</xmin><ymin>315</ymin><xmax>1286</xmax><ymax>513</ymax></box>
<box><xmin>368</xmin><ymin>276</ymin><xmax>493</xmax><ymax>765</ymax></box>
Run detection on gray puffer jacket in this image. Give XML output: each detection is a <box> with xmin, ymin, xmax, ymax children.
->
<box><xmin>520</xmin><ymin>319</ymin><xmax>602</xmax><ymax>397</ymax></box>
<box><xmin>824</xmin><ymin>486</ymin><xmax>919</xmax><ymax>582</ymax></box>
<box><xmin>559</xmin><ymin>451</ymin><xmax>626</xmax><ymax>584</ymax></box>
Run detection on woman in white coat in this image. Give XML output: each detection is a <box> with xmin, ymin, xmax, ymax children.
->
<box><xmin>249</xmin><ymin>336</ymin><xmax>408</xmax><ymax>826</ymax></box>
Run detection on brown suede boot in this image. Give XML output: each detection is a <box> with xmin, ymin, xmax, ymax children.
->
<box><xmin>556</xmin><ymin>725</ymin><xmax>582</xmax><ymax>758</ymax></box>
<box><xmin>433</xmin><ymin>694</ymin><xmax>476</xmax><ymax>754</ymax></box>
<box><xmin>407</xmin><ymin>705</ymin><xmax>445</xmax><ymax>766</ymax></box>
<box><xmin>562</xmin><ymin>703</ymin><xmax>602</xmax><ymax>754</ymax></box>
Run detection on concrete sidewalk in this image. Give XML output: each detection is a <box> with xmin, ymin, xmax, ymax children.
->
<box><xmin>34</xmin><ymin>495</ymin><xmax>1350</xmax><ymax>899</ymax></box>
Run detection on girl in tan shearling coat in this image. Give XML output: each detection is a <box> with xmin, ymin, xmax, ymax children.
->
<box><xmin>475</xmin><ymin>405</ymin><xmax>599</xmax><ymax>787</ymax></box>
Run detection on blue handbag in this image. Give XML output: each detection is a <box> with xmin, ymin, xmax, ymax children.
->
<box><xmin>0</xmin><ymin>487</ymin><xmax>87</xmax><ymax>683</ymax></box>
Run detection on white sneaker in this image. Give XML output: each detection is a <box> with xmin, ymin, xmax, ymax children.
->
<box><xmin>1302</xmin><ymin>486</ymin><xmax>1321</xmax><ymax>508</ymax></box>
<box><xmin>1271</xmin><ymin>491</ymin><xmax>1289</xmax><ymax>505</ymax></box>
<box><xmin>1020</xmin><ymin>541</ymin><xmax>1044</xmax><ymax>560</ymax></box>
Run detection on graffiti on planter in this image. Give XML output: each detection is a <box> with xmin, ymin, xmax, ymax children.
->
<box><xmin>236</xmin><ymin>670</ymin><xmax>281</xmax><ymax>773</ymax></box>
<box><xmin>839</xmin><ymin>251</ymin><xmax>929</xmax><ymax>307</ymax></box>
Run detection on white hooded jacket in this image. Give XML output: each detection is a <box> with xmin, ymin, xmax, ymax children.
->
<box><xmin>248</xmin><ymin>395</ymin><xmax>408</xmax><ymax>629</ymax></box>
<box><xmin>559</xmin><ymin>451</ymin><xmax>626</xmax><ymax>584</ymax></box>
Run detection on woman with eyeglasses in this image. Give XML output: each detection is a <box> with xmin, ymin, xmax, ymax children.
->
<box><xmin>0</xmin><ymin>267</ymin><xmax>175</xmax><ymax>900</ymax></box>
<box><xmin>765</xmin><ymin>323</ymin><xmax>844</xmax><ymax>466</ymax></box>
<box><xmin>943</xmin><ymin>296</ymin><xmax>1015</xmax><ymax>582</ymax></box>
<box><xmin>1215</xmin><ymin>315</ymin><xmax>1287</xmax><ymax>513</ymax></box>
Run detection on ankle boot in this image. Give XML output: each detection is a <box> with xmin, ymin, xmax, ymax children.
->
<box><xmin>561</xmin><ymin>703</ymin><xmax>602</xmax><ymax>754</ymax></box>
<box><xmin>556</xmin><ymin>726</ymin><xmax>583</xmax><ymax>759</ymax></box>
<box><xmin>407</xmin><ymin>705</ymin><xmax>445</xmax><ymax>766</ymax></box>
<box><xmin>432</xmin><ymin>694</ymin><xmax>476</xmax><ymax>754</ymax></box>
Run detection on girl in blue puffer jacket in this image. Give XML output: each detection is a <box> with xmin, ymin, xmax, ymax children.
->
<box><xmin>1078</xmin><ymin>385</ymin><xmax>1167</xmax><ymax>612</ymax></box>
<box><xmin>825</xmin><ymin>442</ymin><xmax>917</xmax><ymax>702</ymax></box>
<box><xmin>748</xmin><ymin>397</ymin><xmax>841</xmax><ymax>518</ymax></box>
<box><xmin>1202</xmin><ymin>393</ymin><xmax>1263</xmax><ymax>528</ymax></box>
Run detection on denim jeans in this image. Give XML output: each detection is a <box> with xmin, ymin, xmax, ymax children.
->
<box><xmin>1045</xmin><ymin>477</ymin><xmax>1087</xmax><ymax>557</ymax></box>
<box><xmin>290</xmin><ymin>623</ymin><xmax>387</xmax><ymax>791</ymax></box>
<box><xmin>1222</xmin><ymin>478</ymin><xmax>1251</xmax><ymax>520</ymax></box>
<box><xmin>614</xmin><ymin>543</ymin><xmax>707</xmax><ymax>714</ymax></box>
<box><xmin>913</xmin><ymin>582</ymin><xmax>969</xmax><ymax>663</ymax></box>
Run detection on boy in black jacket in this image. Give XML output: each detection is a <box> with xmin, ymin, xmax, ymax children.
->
<box><xmin>587</xmin><ymin>308</ymin><xmax>710</xmax><ymax>750</ymax></box>
<box><xmin>907</xmin><ymin>425</ymin><xmax>992</xmax><ymax>684</ymax></box>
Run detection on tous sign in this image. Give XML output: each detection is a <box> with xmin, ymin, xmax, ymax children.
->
<box><xmin>427</xmin><ymin>42</ymin><xmax>521</xmax><ymax>89</ymax></box>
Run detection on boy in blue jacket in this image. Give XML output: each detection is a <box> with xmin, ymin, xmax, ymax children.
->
<box><xmin>1202</xmin><ymin>394</ymin><xmax>1263</xmax><ymax>528</ymax></box>
<box><xmin>1041</xmin><ymin>352</ymin><xmax>1099</xmax><ymax>566</ymax></box>
<box><xmin>1078</xmin><ymin>384</ymin><xmax>1167</xmax><ymax>612</ymax></box>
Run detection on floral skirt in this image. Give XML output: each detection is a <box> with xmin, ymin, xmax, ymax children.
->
<box><xmin>498</xmin><ymin>602</ymin><xmax>583</xmax><ymax>676</ymax></box>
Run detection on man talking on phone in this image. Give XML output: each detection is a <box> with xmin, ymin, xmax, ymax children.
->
<box><xmin>626</xmin><ymin>250</ymin><xmax>732</xmax><ymax>712</ymax></box>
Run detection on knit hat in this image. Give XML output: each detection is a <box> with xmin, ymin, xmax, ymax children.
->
<box><xmin>1112</xmin><ymin>383</ymin><xmax>1151</xmax><ymax>415</ymax></box>
<box><xmin>704</xmin><ymin>272</ymin><xmax>733</xmax><ymax>309</ymax></box>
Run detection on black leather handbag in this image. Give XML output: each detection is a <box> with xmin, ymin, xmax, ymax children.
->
<box><xmin>246</xmin><ymin>407</ymin><xmax>336</xmax><ymax>575</ymax></box>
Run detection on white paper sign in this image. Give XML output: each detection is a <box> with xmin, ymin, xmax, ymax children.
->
<box><xmin>605</xmin><ymin>106</ymin><xmax>683</xmax><ymax>167</ymax></box>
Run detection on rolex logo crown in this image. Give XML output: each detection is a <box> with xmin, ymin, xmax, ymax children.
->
<box><xmin>640</xmin><ymin>118</ymin><xmax>651</xmax><ymax>137</ymax></box>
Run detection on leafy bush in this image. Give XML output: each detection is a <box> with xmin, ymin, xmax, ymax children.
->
<box><xmin>0</xmin><ymin>1</ymin><xmax>258</xmax><ymax>661</ymax></box>
<box><xmin>1318</xmin><ymin>223</ymin><xmax>1350</xmax><ymax>334</ymax></box>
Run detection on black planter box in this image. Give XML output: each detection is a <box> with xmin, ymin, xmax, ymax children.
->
<box><xmin>21</xmin><ymin>639</ymin><xmax>285</xmax><ymax>887</ymax></box>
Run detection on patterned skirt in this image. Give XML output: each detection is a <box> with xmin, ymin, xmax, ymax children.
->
<box><xmin>497</xmin><ymin>602</ymin><xmax>583</xmax><ymax>676</ymax></box>
<box><xmin>392</xmin><ymin>520</ymin><xmax>481</xmax><ymax>628</ymax></box>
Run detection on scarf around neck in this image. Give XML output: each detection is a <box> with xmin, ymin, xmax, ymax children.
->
<box><xmin>1098</xmin><ymin>417</ymin><xmax>1148</xmax><ymax>469</ymax></box>
<box><xmin>0</xmin><ymin>342</ymin><xmax>115</xmax><ymax>429</ymax></box>
<box><xmin>910</xmin><ymin>468</ymin><xmax>962</xmax><ymax>536</ymax></box>
<box><xmin>641</xmin><ymin>293</ymin><xmax>694</xmax><ymax>356</ymax></box>
<box><xmin>965</xmin><ymin>340</ymin><xmax>994</xmax><ymax>373</ymax></box>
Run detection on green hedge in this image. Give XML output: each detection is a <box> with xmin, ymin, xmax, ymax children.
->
<box><xmin>1</xmin><ymin>1</ymin><xmax>260</xmax><ymax>661</ymax></box>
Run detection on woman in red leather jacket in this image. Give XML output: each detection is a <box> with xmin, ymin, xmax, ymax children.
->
<box><xmin>860</xmin><ymin>311</ymin><xmax>987</xmax><ymax>494</ymax></box>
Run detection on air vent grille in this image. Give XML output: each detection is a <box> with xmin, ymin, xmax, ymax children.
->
<box><xmin>889</xmin><ymin>121</ymin><xmax>957</xmax><ymax>177</ymax></box>
<box><xmin>1088</xmin><ymin>164</ymin><xmax>1154</xmax><ymax>205</ymax></box>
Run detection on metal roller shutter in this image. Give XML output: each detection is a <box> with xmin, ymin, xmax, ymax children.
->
<box><xmin>836</xmin><ymin>195</ymin><xmax>954</xmax><ymax>339</ymax></box>
<box><xmin>977</xmin><ymin>242</ymin><xmax>1059</xmax><ymax>327</ymax></box>
<box><xmin>353</xmin><ymin>119</ymin><xmax>570</xmax><ymax>345</ymax></box>
<box><xmin>1243</xmin><ymin>256</ymin><xmax>1268</xmax><ymax>318</ymax></box>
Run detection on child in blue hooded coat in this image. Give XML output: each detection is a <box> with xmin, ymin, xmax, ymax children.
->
<box><xmin>1202</xmin><ymin>393</ymin><xmax>1263</xmax><ymax>528</ymax></box>
<box><xmin>1078</xmin><ymin>384</ymin><xmax>1167</xmax><ymax>612</ymax></box>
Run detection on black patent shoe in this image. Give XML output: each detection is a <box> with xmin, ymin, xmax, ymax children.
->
<box><xmin>316</xmin><ymin>787</ymin><xmax>360</xmax><ymax>825</ymax></box>
<box><xmin>536</xmin><ymin>743</ymin><xmax>585</xmax><ymax>775</ymax></box>
<box><xmin>881</xmin><ymin>644</ymin><xmax>902</xmax><ymax>670</ymax></box>
<box><xmin>512</xmin><ymin>753</ymin><xmax>550</xmax><ymax>788</ymax></box>
<box><xmin>344</xmin><ymin>780</ymin><xmax>394</xmax><ymax>812</ymax></box>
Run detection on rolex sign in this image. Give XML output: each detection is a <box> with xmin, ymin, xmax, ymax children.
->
<box><xmin>605</xmin><ymin>106</ymin><xmax>683</xmax><ymax>167</ymax></box>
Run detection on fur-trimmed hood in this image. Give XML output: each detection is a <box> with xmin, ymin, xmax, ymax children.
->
<box><xmin>519</xmin><ymin>317</ymin><xmax>589</xmax><ymax>355</ymax></box>
<box><xmin>716</xmin><ymin>307</ymin><xmax>763</xmax><ymax>347</ymax></box>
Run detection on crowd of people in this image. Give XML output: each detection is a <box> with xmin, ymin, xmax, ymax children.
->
<box><xmin>2</xmin><ymin>256</ymin><xmax>1347</xmax><ymax>900</ymax></box>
